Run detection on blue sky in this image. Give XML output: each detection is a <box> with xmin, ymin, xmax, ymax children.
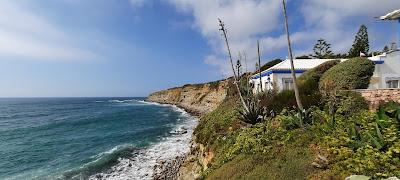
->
<box><xmin>0</xmin><ymin>0</ymin><xmax>399</xmax><ymax>97</ymax></box>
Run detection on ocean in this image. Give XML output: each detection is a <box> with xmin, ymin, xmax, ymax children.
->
<box><xmin>0</xmin><ymin>97</ymin><xmax>197</xmax><ymax>180</ymax></box>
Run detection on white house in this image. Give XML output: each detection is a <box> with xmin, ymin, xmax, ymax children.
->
<box><xmin>250</xmin><ymin>59</ymin><xmax>342</xmax><ymax>93</ymax></box>
<box><xmin>250</xmin><ymin>53</ymin><xmax>400</xmax><ymax>93</ymax></box>
<box><xmin>369</xmin><ymin>51</ymin><xmax>400</xmax><ymax>89</ymax></box>
<box><xmin>250</xmin><ymin>9</ymin><xmax>400</xmax><ymax>94</ymax></box>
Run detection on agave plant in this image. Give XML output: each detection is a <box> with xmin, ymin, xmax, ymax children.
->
<box><xmin>367</xmin><ymin>122</ymin><xmax>386</xmax><ymax>150</ymax></box>
<box><xmin>378</xmin><ymin>101</ymin><xmax>400</xmax><ymax>123</ymax></box>
<box><xmin>348</xmin><ymin>123</ymin><xmax>364</xmax><ymax>150</ymax></box>
<box><xmin>238</xmin><ymin>95</ymin><xmax>267</xmax><ymax>125</ymax></box>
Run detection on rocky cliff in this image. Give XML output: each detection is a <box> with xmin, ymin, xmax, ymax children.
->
<box><xmin>147</xmin><ymin>80</ymin><xmax>228</xmax><ymax>116</ymax></box>
<box><xmin>147</xmin><ymin>80</ymin><xmax>229</xmax><ymax>180</ymax></box>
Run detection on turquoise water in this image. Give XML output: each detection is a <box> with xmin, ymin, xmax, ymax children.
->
<box><xmin>0</xmin><ymin>98</ymin><xmax>196</xmax><ymax>179</ymax></box>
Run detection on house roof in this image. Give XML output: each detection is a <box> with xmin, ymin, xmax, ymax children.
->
<box><xmin>251</xmin><ymin>59</ymin><xmax>341</xmax><ymax>79</ymax></box>
<box><xmin>380</xmin><ymin>9</ymin><xmax>400</xmax><ymax>20</ymax></box>
<box><xmin>268</xmin><ymin>59</ymin><xmax>335</xmax><ymax>71</ymax></box>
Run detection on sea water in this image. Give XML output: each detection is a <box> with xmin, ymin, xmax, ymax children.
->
<box><xmin>0</xmin><ymin>98</ymin><xmax>197</xmax><ymax>180</ymax></box>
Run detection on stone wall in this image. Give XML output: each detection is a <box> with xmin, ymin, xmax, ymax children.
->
<box><xmin>358</xmin><ymin>89</ymin><xmax>400</xmax><ymax>110</ymax></box>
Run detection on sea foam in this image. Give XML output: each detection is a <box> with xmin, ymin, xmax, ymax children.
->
<box><xmin>87</xmin><ymin>101</ymin><xmax>197</xmax><ymax>180</ymax></box>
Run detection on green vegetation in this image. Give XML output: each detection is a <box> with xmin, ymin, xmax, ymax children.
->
<box><xmin>196</xmin><ymin>97</ymin><xmax>400</xmax><ymax>179</ymax></box>
<box><xmin>194</xmin><ymin>96</ymin><xmax>242</xmax><ymax>147</ymax></box>
<box><xmin>203</xmin><ymin>16</ymin><xmax>395</xmax><ymax>179</ymax></box>
<box><xmin>349</xmin><ymin>25</ymin><xmax>369</xmax><ymax>57</ymax></box>
<box><xmin>258</xmin><ymin>60</ymin><xmax>340</xmax><ymax>114</ymax></box>
<box><xmin>320</xmin><ymin>57</ymin><xmax>375</xmax><ymax>91</ymax></box>
<box><xmin>192</xmin><ymin>57</ymin><xmax>400</xmax><ymax>179</ymax></box>
<box><xmin>298</xmin><ymin>60</ymin><xmax>340</xmax><ymax>93</ymax></box>
<box><xmin>311</xmin><ymin>38</ymin><xmax>334</xmax><ymax>59</ymax></box>
<box><xmin>260</xmin><ymin>59</ymin><xmax>282</xmax><ymax>72</ymax></box>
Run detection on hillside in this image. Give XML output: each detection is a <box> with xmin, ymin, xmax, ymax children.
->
<box><xmin>147</xmin><ymin>58</ymin><xmax>400</xmax><ymax>180</ymax></box>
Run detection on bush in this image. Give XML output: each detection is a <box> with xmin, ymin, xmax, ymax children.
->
<box><xmin>319</xmin><ymin>57</ymin><xmax>375</xmax><ymax>91</ymax></box>
<box><xmin>335</xmin><ymin>91</ymin><xmax>369</xmax><ymax>116</ymax></box>
<box><xmin>260</xmin><ymin>59</ymin><xmax>282</xmax><ymax>72</ymax></box>
<box><xmin>378</xmin><ymin>101</ymin><xmax>400</xmax><ymax>122</ymax></box>
<box><xmin>260</xmin><ymin>90</ymin><xmax>296</xmax><ymax>114</ymax></box>
<box><xmin>321</xmin><ymin>110</ymin><xmax>400</xmax><ymax>178</ymax></box>
<box><xmin>298</xmin><ymin>60</ymin><xmax>340</xmax><ymax>94</ymax></box>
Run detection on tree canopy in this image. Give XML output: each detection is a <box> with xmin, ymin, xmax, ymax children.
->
<box><xmin>311</xmin><ymin>38</ymin><xmax>334</xmax><ymax>58</ymax></box>
<box><xmin>260</xmin><ymin>59</ymin><xmax>282</xmax><ymax>71</ymax></box>
<box><xmin>348</xmin><ymin>25</ymin><xmax>369</xmax><ymax>57</ymax></box>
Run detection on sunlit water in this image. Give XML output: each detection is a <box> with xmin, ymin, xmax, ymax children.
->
<box><xmin>0</xmin><ymin>98</ymin><xmax>196</xmax><ymax>179</ymax></box>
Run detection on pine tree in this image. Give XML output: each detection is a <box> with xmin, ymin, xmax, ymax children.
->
<box><xmin>383</xmin><ymin>45</ymin><xmax>389</xmax><ymax>53</ymax></box>
<box><xmin>348</xmin><ymin>25</ymin><xmax>369</xmax><ymax>57</ymax></box>
<box><xmin>236</xmin><ymin>59</ymin><xmax>242</xmax><ymax>77</ymax></box>
<box><xmin>311</xmin><ymin>38</ymin><xmax>333</xmax><ymax>58</ymax></box>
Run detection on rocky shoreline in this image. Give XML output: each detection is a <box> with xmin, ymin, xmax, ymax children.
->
<box><xmin>149</xmin><ymin>105</ymin><xmax>202</xmax><ymax>180</ymax></box>
<box><xmin>146</xmin><ymin>81</ymin><xmax>228</xmax><ymax>180</ymax></box>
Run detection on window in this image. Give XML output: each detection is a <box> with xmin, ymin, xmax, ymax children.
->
<box><xmin>387</xmin><ymin>80</ymin><xmax>399</xmax><ymax>88</ymax></box>
<box><xmin>282</xmin><ymin>78</ymin><xmax>294</xmax><ymax>90</ymax></box>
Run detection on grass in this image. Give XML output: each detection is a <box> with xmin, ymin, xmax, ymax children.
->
<box><xmin>194</xmin><ymin>91</ymin><xmax>320</xmax><ymax>179</ymax></box>
<box><xmin>208</xmin><ymin>147</ymin><xmax>314</xmax><ymax>180</ymax></box>
<box><xmin>194</xmin><ymin>97</ymin><xmax>242</xmax><ymax>147</ymax></box>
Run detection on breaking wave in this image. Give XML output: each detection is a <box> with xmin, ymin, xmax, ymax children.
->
<box><xmin>63</xmin><ymin>101</ymin><xmax>197</xmax><ymax>180</ymax></box>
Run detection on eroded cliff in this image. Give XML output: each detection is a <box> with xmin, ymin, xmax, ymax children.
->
<box><xmin>147</xmin><ymin>80</ymin><xmax>228</xmax><ymax>116</ymax></box>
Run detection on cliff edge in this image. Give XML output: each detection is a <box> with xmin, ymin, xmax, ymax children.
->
<box><xmin>147</xmin><ymin>80</ymin><xmax>228</xmax><ymax>116</ymax></box>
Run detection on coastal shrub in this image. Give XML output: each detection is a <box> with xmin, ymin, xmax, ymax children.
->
<box><xmin>260</xmin><ymin>90</ymin><xmax>296</xmax><ymax>114</ymax></box>
<box><xmin>194</xmin><ymin>98</ymin><xmax>241</xmax><ymax>146</ymax></box>
<box><xmin>260</xmin><ymin>59</ymin><xmax>282</xmax><ymax>72</ymax></box>
<box><xmin>319</xmin><ymin>57</ymin><xmax>375</xmax><ymax>91</ymax></box>
<box><xmin>208</xmin><ymin>121</ymin><xmax>316</xmax><ymax>179</ymax></box>
<box><xmin>260</xmin><ymin>89</ymin><xmax>321</xmax><ymax>114</ymax></box>
<box><xmin>378</xmin><ymin>101</ymin><xmax>400</xmax><ymax>121</ymax></box>
<box><xmin>333</xmin><ymin>91</ymin><xmax>369</xmax><ymax>116</ymax></box>
<box><xmin>298</xmin><ymin>60</ymin><xmax>340</xmax><ymax>94</ymax></box>
<box><xmin>319</xmin><ymin>109</ymin><xmax>400</xmax><ymax>178</ymax></box>
<box><xmin>276</xmin><ymin>107</ymin><xmax>326</xmax><ymax>130</ymax></box>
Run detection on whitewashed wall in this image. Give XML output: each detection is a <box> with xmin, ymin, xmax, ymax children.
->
<box><xmin>369</xmin><ymin>51</ymin><xmax>400</xmax><ymax>89</ymax></box>
<box><xmin>273</xmin><ymin>73</ymin><xmax>302</xmax><ymax>91</ymax></box>
<box><xmin>251</xmin><ymin>72</ymin><xmax>303</xmax><ymax>93</ymax></box>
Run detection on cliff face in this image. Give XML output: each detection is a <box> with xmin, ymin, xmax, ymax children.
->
<box><xmin>148</xmin><ymin>80</ymin><xmax>229</xmax><ymax>180</ymax></box>
<box><xmin>147</xmin><ymin>80</ymin><xmax>228</xmax><ymax>116</ymax></box>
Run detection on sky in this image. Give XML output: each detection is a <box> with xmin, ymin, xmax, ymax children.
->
<box><xmin>0</xmin><ymin>0</ymin><xmax>399</xmax><ymax>97</ymax></box>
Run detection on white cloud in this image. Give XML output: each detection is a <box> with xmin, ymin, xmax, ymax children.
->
<box><xmin>168</xmin><ymin>0</ymin><xmax>400</xmax><ymax>75</ymax></box>
<box><xmin>300</xmin><ymin>0</ymin><xmax>400</xmax><ymax>52</ymax></box>
<box><xmin>168</xmin><ymin>0</ymin><xmax>282</xmax><ymax>75</ymax></box>
<box><xmin>0</xmin><ymin>1</ymin><xmax>97</xmax><ymax>61</ymax></box>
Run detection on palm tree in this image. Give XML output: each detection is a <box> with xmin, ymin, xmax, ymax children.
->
<box><xmin>282</xmin><ymin>0</ymin><xmax>304</xmax><ymax>111</ymax></box>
